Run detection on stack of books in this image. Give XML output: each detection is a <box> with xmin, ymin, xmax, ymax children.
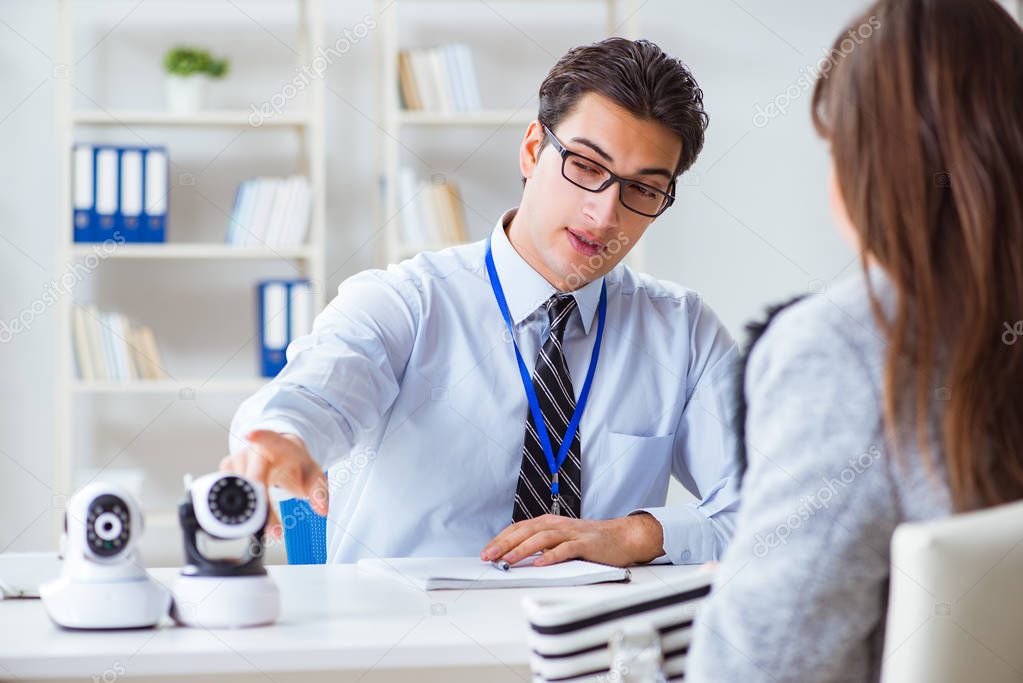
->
<box><xmin>72</xmin><ymin>144</ymin><xmax>168</xmax><ymax>243</ymax></box>
<box><xmin>398</xmin><ymin>168</ymin><xmax>469</xmax><ymax>248</ymax></box>
<box><xmin>398</xmin><ymin>44</ymin><xmax>482</xmax><ymax>113</ymax></box>
<box><xmin>226</xmin><ymin>176</ymin><xmax>311</xmax><ymax>248</ymax></box>
<box><xmin>72</xmin><ymin>305</ymin><xmax>167</xmax><ymax>382</ymax></box>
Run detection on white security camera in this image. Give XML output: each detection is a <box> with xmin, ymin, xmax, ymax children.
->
<box><xmin>40</xmin><ymin>482</ymin><xmax>170</xmax><ymax>629</ymax></box>
<box><xmin>170</xmin><ymin>472</ymin><xmax>279</xmax><ymax>628</ymax></box>
<box><xmin>188</xmin><ymin>472</ymin><xmax>268</xmax><ymax>541</ymax></box>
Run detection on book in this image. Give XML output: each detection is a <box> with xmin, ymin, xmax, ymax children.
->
<box><xmin>138</xmin><ymin>325</ymin><xmax>166</xmax><ymax>380</ymax></box>
<box><xmin>397</xmin><ymin>51</ymin><xmax>421</xmax><ymax>110</ymax></box>
<box><xmin>142</xmin><ymin>147</ymin><xmax>168</xmax><ymax>243</ymax></box>
<box><xmin>118</xmin><ymin>149</ymin><xmax>143</xmax><ymax>243</ymax></box>
<box><xmin>71</xmin><ymin>145</ymin><xmax>167</xmax><ymax>244</ymax></box>
<box><xmin>396</xmin><ymin>167</ymin><xmax>468</xmax><ymax>250</ymax></box>
<box><xmin>83</xmin><ymin>305</ymin><xmax>106</xmax><ymax>381</ymax></box>
<box><xmin>71</xmin><ymin>306</ymin><xmax>93</xmax><ymax>381</ymax></box>
<box><xmin>398</xmin><ymin>44</ymin><xmax>482</xmax><ymax>113</ymax></box>
<box><xmin>257</xmin><ymin>279</ymin><xmax>313</xmax><ymax>378</ymax></box>
<box><xmin>71</xmin><ymin>305</ymin><xmax>167</xmax><ymax>382</ymax></box>
<box><xmin>72</xmin><ymin>145</ymin><xmax>94</xmax><ymax>242</ymax></box>
<box><xmin>356</xmin><ymin>556</ymin><xmax>631</xmax><ymax>591</ymax></box>
<box><xmin>226</xmin><ymin>176</ymin><xmax>310</xmax><ymax>247</ymax></box>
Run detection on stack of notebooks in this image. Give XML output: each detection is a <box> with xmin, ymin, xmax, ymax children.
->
<box><xmin>524</xmin><ymin>570</ymin><xmax>715</xmax><ymax>682</ymax></box>
<box><xmin>398</xmin><ymin>168</ymin><xmax>469</xmax><ymax>248</ymax></box>
<box><xmin>226</xmin><ymin>176</ymin><xmax>311</xmax><ymax>248</ymax></box>
<box><xmin>398</xmin><ymin>43</ymin><xmax>482</xmax><ymax>113</ymax></box>
<box><xmin>71</xmin><ymin>305</ymin><xmax>167</xmax><ymax>382</ymax></box>
<box><xmin>72</xmin><ymin>144</ymin><xmax>168</xmax><ymax>244</ymax></box>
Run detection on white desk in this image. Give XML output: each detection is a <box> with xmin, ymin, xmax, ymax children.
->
<box><xmin>0</xmin><ymin>563</ymin><xmax>701</xmax><ymax>682</ymax></box>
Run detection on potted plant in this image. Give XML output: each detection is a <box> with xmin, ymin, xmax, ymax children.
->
<box><xmin>163</xmin><ymin>46</ymin><xmax>230</xmax><ymax>113</ymax></box>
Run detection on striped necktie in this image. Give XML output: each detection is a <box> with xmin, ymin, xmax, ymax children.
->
<box><xmin>512</xmin><ymin>293</ymin><xmax>582</xmax><ymax>521</ymax></box>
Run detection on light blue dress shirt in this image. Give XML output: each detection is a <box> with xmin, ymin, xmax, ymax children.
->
<box><xmin>230</xmin><ymin>209</ymin><xmax>741</xmax><ymax>565</ymax></box>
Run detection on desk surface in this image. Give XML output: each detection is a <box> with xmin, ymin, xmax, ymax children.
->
<box><xmin>0</xmin><ymin>563</ymin><xmax>701</xmax><ymax>680</ymax></box>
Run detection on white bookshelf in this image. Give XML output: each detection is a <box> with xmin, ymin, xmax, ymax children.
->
<box><xmin>69</xmin><ymin>243</ymin><xmax>316</xmax><ymax>260</ymax></box>
<box><xmin>53</xmin><ymin>0</ymin><xmax>327</xmax><ymax>545</ymax></box>
<box><xmin>395</xmin><ymin>110</ymin><xmax>537</xmax><ymax>127</ymax></box>
<box><xmin>375</xmin><ymin>0</ymin><xmax>640</xmax><ymax>267</ymax></box>
<box><xmin>72</xmin><ymin>110</ymin><xmax>311</xmax><ymax>128</ymax></box>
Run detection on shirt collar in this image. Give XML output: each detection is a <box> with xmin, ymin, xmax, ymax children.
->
<box><xmin>487</xmin><ymin>208</ymin><xmax>605</xmax><ymax>335</ymax></box>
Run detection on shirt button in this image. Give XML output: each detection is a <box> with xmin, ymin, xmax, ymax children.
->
<box><xmin>681</xmin><ymin>549</ymin><xmax>692</xmax><ymax>562</ymax></box>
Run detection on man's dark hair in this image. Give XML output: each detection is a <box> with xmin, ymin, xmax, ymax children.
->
<box><xmin>537</xmin><ymin>37</ymin><xmax>709</xmax><ymax>178</ymax></box>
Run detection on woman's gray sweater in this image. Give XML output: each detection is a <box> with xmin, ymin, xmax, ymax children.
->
<box><xmin>687</xmin><ymin>269</ymin><xmax>954</xmax><ymax>682</ymax></box>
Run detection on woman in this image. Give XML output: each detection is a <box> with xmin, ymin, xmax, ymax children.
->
<box><xmin>687</xmin><ymin>1</ymin><xmax>1023</xmax><ymax>681</ymax></box>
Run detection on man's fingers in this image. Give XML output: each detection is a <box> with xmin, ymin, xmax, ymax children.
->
<box><xmin>246</xmin><ymin>429</ymin><xmax>286</xmax><ymax>447</ymax></box>
<box><xmin>244</xmin><ymin>449</ymin><xmax>272</xmax><ymax>489</ymax></box>
<box><xmin>483</xmin><ymin>516</ymin><xmax>557</xmax><ymax>561</ymax></box>
<box><xmin>533</xmin><ymin>540</ymin><xmax>583</xmax><ymax>566</ymax></box>
<box><xmin>481</xmin><ymin>523</ymin><xmax>516</xmax><ymax>559</ymax></box>
<box><xmin>482</xmin><ymin>520</ymin><xmax>533</xmax><ymax>560</ymax></box>
<box><xmin>220</xmin><ymin>452</ymin><xmax>243</xmax><ymax>473</ymax></box>
<box><xmin>502</xmin><ymin>529</ymin><xmax>565</xmax><ymax>564</ymax></box>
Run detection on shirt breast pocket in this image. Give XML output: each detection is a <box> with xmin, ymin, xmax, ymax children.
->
<box><xmin>585</xmin><ymin>431</ymin><xmax>675</xmax><ymax>517</ymax></box>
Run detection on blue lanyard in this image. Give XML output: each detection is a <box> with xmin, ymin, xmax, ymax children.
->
<box><xmin>485</xmin><ymin>236</ymin><xmax>607</xmax><ymax>498</ymax></box>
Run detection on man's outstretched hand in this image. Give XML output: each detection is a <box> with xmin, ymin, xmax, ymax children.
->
<box><xmin>480</xmin><ymin>512</ymin><xmax>665</xmax><ymax>568</ymax></box>
<box><xmin>219</xmin><ymin>429</ymin><xmax>328</xmax><ymax>539</ymax></box>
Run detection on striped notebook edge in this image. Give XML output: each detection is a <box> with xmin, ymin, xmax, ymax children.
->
<box><xmin>523</xmin><ymin>570</ymin><xmax>714</xmax><ymax>683</ymax></box>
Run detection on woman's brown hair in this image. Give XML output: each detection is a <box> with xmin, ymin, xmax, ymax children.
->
<box><xmin>812</xmin><ymin>0</ymin><xmax>1023</xmax><ymax>511</ymax></box>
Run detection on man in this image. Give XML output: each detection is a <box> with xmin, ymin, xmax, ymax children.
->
<box><xmin>224</xmin><ymin>37</ymin><xmax>740</xmax><ymax>567</ymax></box>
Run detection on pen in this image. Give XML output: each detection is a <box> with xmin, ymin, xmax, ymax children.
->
<box><xmin>490</xmin><ymin>559</ymin><xmax>510</xmax><ymax>572</ymax></box>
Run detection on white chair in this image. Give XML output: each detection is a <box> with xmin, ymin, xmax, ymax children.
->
<box><xmin>882</xmin><ymin>498</ymin><xmax>1023</xmax><ymax>682</ymax></box>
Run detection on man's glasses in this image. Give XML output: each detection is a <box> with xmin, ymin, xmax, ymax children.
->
<box><xmin>541</xmin><ymin>123</ymin><xmax>676</xmax><ymax>218</ymax></box>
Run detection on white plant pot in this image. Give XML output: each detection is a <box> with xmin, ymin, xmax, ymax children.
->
<box><xmin>165</xmin><ymin>74</ymin><xmax>208</xmax><ymax>114</ymax></box>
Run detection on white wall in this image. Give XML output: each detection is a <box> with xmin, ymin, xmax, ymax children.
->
<box><xmin>0</xmin><ymin>0</ymin><xmax>887</xmax><ymax>557</ymax></box>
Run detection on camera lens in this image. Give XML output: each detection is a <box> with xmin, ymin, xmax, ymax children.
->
<box><xmin>208</xmin><ymin>476</ymin><xmax>257</xmax><ymax>525</ymax></box>
<box><xmin>94</xmin><ymin>512</ymin><xmax>122</xmax><ymax>541</ymax></box>
<box><xmin>86</xmin><ymin>494</ymin><xmax>130</xmax><ymax>557</ymax></box>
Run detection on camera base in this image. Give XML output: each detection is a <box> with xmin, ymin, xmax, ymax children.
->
<box><xmin>171</xmin><ymin>574</ymin><xmax>279</xmax><ymax>628</ymax></box>
<box><xmin>40</xmin><ymin>575</ymin><xmax>171</xmax><ymax>629</ymax></box>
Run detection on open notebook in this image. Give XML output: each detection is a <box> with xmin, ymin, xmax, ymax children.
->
<box><xmin>356</xmin><ymin>556</ymin><xmax>631</xmax><ymax>590</ymax></box>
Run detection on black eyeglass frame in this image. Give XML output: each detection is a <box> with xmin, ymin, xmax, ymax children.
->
<box><xmin>540</xmin><ymin>123</ymin><xmax>677</xmax><ymax>218</ymax></box>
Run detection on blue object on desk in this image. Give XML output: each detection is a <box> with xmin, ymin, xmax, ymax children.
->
<box><xmin>279</xmin><ymin>497</ymin><xmax>328</xmax><ymax>565</ymax></box>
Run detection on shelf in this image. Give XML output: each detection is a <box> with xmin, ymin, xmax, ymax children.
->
<box><xmin>73</xmin><ymin>110</ymin><xmax>310</xmax><ymax>128</ymax></box>
<box><xmin>72</xmin><ymin>378</ymin><xmax>270</xmax><ymax>395</ymax></box>
<box><xmin>396</xmin><ymin>110</ymin><xmax>536</xmax><ymax>127</ymax></box>
<box><xmin>69</xmin><ymin>243</ymin><xmax>315</xmax><ymax>260</ymax></box>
